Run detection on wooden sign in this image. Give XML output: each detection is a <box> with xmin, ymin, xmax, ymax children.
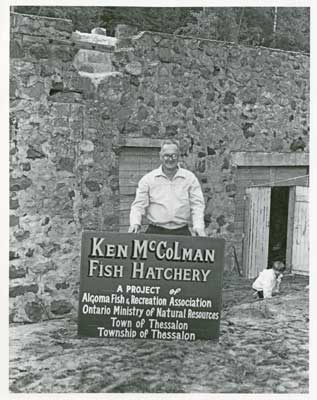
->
<box><xmin>78</xmin><ymin>231</ymin><xmax>225</xmax><ymax>341</ymax></box>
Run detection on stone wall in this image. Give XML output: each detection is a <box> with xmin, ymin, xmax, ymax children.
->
<box><xmin>10</xmin><ymin>12</ymin><xmax>309</xmax><ymax>323</ymax></box>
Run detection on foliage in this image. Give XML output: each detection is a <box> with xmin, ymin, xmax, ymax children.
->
<box><xmin>272</xmin><ymin>7</ymin><xmax>310</xmax><ymax>53</ymax></box>
<box><xmin>12</xmin><ymin>6</ymin><xmax>104</xmax><ymax>33</ymax></box>
<box><xmin>177</xmin><ymin>7</ymin><xmax>310</xmax><ymax>53</ymax></box>
<box><xmin>99</xmin><ymin>7</ymin><xmax>199</xmax><ymax>36</ymax></box>
<box><xmin>175</xmin><ymin>8</ymin><xmax>240</xmax><ymax>42</ymax></box>
<box><xmin>13</xmin><ymin>6</ymin><xmax>198</xmax><ymax>36</ymax></box>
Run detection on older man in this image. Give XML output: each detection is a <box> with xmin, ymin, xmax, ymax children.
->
<box><xmin>129</xmin><ymin>139</ymin><xmax>206</xmax><ymax>236</ymax></box>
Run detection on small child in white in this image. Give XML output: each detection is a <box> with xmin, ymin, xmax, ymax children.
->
<box><xmin>252</xmin><ymin>261</ymin><xmax>285</xmax><ymax>299</ymax></box>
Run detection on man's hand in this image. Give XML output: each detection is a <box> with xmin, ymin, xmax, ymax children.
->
<box><xmin>193</xmin><ymin>227</ymin><xmax>207</xmax><ymax>237</ymax></box>
<box><xmin>128</xmin><ymin>224</ymin><xmax>141</xmax><ymax>233</ymax></box>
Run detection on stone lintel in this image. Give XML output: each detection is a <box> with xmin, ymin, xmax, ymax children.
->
<box><xmin>73</xmin><ymin>41</ymin><xmax>115</xmax><ymax>53</ymax></box>
<box><xmin>71</xmin><ymin>31</ymin><xmax>117</xmax><ymax>49</ymax></box>
<box><xmin>231</xmin><ymin>152</ymin><xmax>309</xmax><ymax>167</ymax></box>
<box><xmin>71</xmin><ymin>38</ymin><xmax>116</xmax><ymax>53</ymax></box>
<box><xmin>120</xmin><ymin>138</ymin><xmax>163</xmax><ymax>148</ymax></box>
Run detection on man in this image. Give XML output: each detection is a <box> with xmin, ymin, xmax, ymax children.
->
<box><xmin>129</xmin><ymin>139</ymin><xmax>206</xmax><ymax>236</ymax></box>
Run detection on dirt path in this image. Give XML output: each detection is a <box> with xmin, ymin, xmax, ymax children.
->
<box><xmin>9</xmin><ymin>274</ymin><xmax>309</xmax><ymax>393</ymax></box>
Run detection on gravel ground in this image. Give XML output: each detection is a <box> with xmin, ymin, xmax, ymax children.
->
<box><xmin>9</xmin><ymin>272</ymin><xmax>309</xmax><ymax>393</ymax></box>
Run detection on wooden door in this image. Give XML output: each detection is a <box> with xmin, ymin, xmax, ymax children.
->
<box><xmin>286</xmin><ymin>186</ymin><xmax>309</xmax><ymax>275</ymax></box>
<box><xmin>119</xmin><ymin>147</ymin><xmax>160</xmax><ymax>232</ymax></box>
<box><xmin>243</xmin><ymin>187</ymin><xmax>271</xmax><ymax>279</ymax></box>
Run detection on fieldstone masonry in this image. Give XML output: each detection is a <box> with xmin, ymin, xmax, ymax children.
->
<box><xmin>10</xmin><ymin>12</ymin><xmax>309</xmax><ymax>323</ymax></box>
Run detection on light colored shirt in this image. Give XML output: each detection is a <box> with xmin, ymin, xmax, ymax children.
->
<box><xmin>252</xmin><ymin>269</ymin><xmax>283</xmax><ymax>298</ymax></box>
<box><xmin>130</xmin><ymin>166</ymin><xmax>205</xmax><ymax>230</ymax></box>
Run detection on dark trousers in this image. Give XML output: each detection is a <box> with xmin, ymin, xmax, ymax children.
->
<box><xmin>146</xmin><ymin>224</ymin><xmax>191</xmax><ymax>236</ymax></box>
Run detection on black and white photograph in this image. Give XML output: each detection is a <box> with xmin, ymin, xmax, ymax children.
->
<box><xmin>5</xmin><ymin>0</ymin><xmax>313</xmax><ymax>396</ymax></box>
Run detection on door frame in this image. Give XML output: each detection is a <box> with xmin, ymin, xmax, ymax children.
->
<box><xmin>286</xmin><ymin>186</ymin><xmax>309</xmax><ymax>275</ymax></box>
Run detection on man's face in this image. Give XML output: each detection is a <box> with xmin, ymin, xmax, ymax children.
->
<box><xmin>160</xmin><ymin>144</ymin><xmax>179</xmax><ymax>171</ymax></box>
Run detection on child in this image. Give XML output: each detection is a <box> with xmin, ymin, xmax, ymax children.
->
<box><xmin>252</xmin><ymin>261</ymin><xmax>285</xmax><ymax>299</ymax></box>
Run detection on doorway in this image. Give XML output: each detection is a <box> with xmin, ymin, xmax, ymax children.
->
<box><xmin>268</xmin><ymin>187</ymin><xmax>289</xmax><ymax>266</ymax></box>
<box><xmin>243</xmin><ymin>185</ymin><xmax>309</xmax><ymax>278</ymax></box>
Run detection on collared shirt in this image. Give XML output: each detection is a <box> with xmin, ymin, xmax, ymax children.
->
<box><xmin>252</xmin><ymin>269</ymin><xmax>283</xmax><ymax>298</ymax></box>
<box><xmin>130</xmin><ymin>165</ymin><xmax>205</xmax><ymax>230</ymax></box>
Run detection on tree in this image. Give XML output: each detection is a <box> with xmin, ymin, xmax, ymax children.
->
<box><xmin>176</xmin><ymin>7</ymin><xmax>310</xmax><ymax>53</ymax></box>
<box><xmin>272</xmin><ymin>7</ymin><xmax>310</xmax><ymax>52</ymax></box>
<box><xmin>238</xmin><ymin>7</ymin><xmax>275</xmax><ymax>47</ymax></box>
<box><xmin>100</xmin><ymin>7</ymin><xmax>199</xmax><ymax>36</ymax></box>
<box><xmin>13</xmin><ymin>7</ymin><xmax>104</xmax><ymax>33</ymax></box>
<box><xmin>174</xmin><ymin>8</ymin><xmax>240</xmax><ymax>42</ymax></box>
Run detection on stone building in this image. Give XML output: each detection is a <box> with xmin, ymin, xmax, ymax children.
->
<box><xmin>9</xmin><ymin>12</ymin><xmax>309</xmax><ymax>323</ymax></box>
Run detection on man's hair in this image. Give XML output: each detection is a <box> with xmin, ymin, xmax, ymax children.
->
<box><xmin>160</xmin><ymin>139</ymin><xmax>180</xmax><ymax>154</ymax></box>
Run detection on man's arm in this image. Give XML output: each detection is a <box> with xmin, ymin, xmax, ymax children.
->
<box><xmin>189</xmin><ymin>176</ymin><xmax>206</xmax><ymax>236</ymax></box>
<box><xmin>129</xmin><ymin>176</ymin><xmax>149</xmax><ymax>233</ymax></box>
